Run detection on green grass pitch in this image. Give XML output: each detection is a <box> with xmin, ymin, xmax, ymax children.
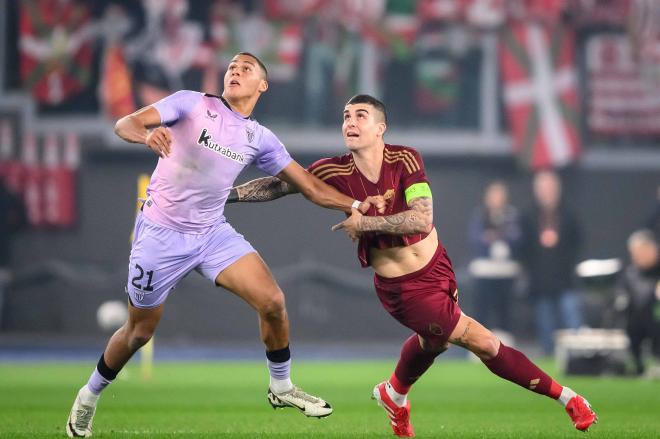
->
<box><xmin>0</xmin><ymin>359</ymin><xmax>658</xmax><ymax>438</ymax></box>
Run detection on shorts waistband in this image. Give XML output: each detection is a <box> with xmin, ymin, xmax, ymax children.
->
<box><xmin>374</xmin><ymin>244</ymin><xmax>444</xmax><ymax>284</ymax></box>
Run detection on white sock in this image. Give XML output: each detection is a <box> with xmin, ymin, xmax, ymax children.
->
<box><xmin>269</xmin><ymin>377</ymin><xmax>293</xmax><ymax>394</ymax></box>
<box><xmin>557</xmin><ymin>386</ymin><xmax>577</xmax><ymax>407</ymax></box>
<box><xmin>79</xmin><ymin>385</ymin><xmax>100</xmax><ymax>406</ymax></box>
<box><xmin>267</xmin><ymin>358</ymin><xmax>293</xmax><ymax>393</ymax></box>
<box><xmin>386</xmin><ymin>381</ymin><xmax>407</xmax><ymax>407</ymax></box>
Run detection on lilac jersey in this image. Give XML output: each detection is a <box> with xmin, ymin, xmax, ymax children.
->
<box><xmin>144</xmin><ymin>90</ymin><xmax>292</xmax><ymax>233</ymax></box>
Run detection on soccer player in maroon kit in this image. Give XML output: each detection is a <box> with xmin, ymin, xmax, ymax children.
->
<box><xmin>228</xmin><ymin>95</ymin><xmax>597</xmax><ymax>437</ymax></box>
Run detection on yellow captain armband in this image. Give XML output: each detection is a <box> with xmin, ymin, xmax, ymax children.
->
<box><xmin>404</xmin><ymin>182</ymin><xmax>432</xmax><ymax>204</ymax></box>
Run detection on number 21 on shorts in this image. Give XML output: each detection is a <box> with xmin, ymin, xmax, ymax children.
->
<box><xmin>131</xmin><ymin>263</ymin><xmax>155</xmax><ymax>292</ymax></box>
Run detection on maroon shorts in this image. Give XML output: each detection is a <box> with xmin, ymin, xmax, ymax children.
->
<box><xmin>373</xmin><ymin>245</ymin><xmax>461</xmax><ymax>345</ymax></box>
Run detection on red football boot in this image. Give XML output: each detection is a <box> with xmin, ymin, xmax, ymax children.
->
<box><xmin>565</xmin><ymin>395</ymin><xmax>597</xmax><ymax>432</ymax></box>
<box><xmin>371</xmin><ymin>382</ymin><xmax>415</xmax><ymax>438</ymax></box>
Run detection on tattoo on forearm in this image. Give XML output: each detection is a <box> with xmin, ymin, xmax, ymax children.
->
<box><xmin>357</xmin><ymin>196</ymin><xmax>433</xmax><ymax>234</ymax></box>
<box><xmin>384</xmin><ymin>214</ymin><xmax>406</xmax><ymax>226</ymax></box>
<box><xmin>359</xmin><ymin>212</ymin><xmax>420</xmax><ymax>234</ymax></box>
<box><xmin>450</xmin><ymin>320</ymin><xmax>472</xmax><ymax>348</ymax></box>
<box><xmin>235</xmin><ymin>177</ymin><xmax>298</xmax><ymax>202</ymax></box>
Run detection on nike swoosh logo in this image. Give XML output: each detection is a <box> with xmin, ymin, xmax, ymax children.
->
<box><xmin>286</xmin><ymin>400</ymin><xmax>306</xmax><ymax>411</ymax></box>
<box><xmin>270</xmin><ymin>391</ymin><xmax>306</xmax><ymax>411</ymax></box>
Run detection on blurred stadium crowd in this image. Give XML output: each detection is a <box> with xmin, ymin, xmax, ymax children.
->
<box><xmin>4</xmin><ymin>0</ymin><xmax>660</xmax><ymax>143</ymax></box>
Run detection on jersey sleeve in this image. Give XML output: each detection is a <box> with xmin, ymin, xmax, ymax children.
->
<box><xmin>254</xmin><ymin>127</ymin><xmax>293</xmax><ymax>176</ymax></box>
<box><xmin>151</xmin><ymin>90</ymin><xmax>202</xmax><ymax>126</ymax></box>
<box><xmin>307</xmin><ymin>158</ymin><xmax>344</xmax><ymax>192</ymax></box>
<box><xmin>401</xmin><ymin>148</ymin><xmax>430</xmax><ymax>199</ymax></box>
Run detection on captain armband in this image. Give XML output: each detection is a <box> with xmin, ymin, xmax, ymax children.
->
<box><xmin>404</xmin><ymin>182</ymin><xmax>432</xmax><ymax>204</ymax></box>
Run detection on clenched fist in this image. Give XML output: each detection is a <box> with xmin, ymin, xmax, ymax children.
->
<box><xmin>146</xmin><ymin>127</ymin><xmax>172</xmax><ymax>158</ymax></box>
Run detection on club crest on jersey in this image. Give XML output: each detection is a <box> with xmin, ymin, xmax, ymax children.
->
<box><xmin>246</xmin><ymin>127</ymin><xmax>255</xmax><ymax>143</ymax></box>
<box><xmin>383</xmin><ymin>189</ymin><xmax>395</xmax><ymax>201</ymax></box>
<box><xmin>206</xmin><ymin>109</ymin><xmax>218</xmax><ymax>120</ymax></box>
<box><xmin>197</xmin><ymin>128</ymin><xmax>245</xmax><ymax>164</ymax></box>
<box><xmin>428</xmin><ymin>322</ymin><xmax>444</xmax><ymax>336</ymax></box>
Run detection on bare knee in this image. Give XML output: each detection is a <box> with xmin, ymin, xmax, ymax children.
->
<box><xmin>125</xmin><ymin>324</ymin><xmax>155</xmax><ymax>352</ymax></box>
<box><xmin>418</xmin><ymin>335</ymin><xmax>449</xmax><ymax>354</ymax></box>
<box><xmin>258</xmin><ymin>291</ymin><xmax>286</xmax><ymax>323</ymax></box>
<box><xmin>470</xmin><ymin>333</ymin><xmax>500</xmax><ymax>360</ymax></box>
<box><xmin>450</xmin><ymin>316</ymin><xmax>501</xmax><ymax>360</ymax></box>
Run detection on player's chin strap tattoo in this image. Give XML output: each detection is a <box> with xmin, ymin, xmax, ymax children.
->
<box><xmin>227</xmin><ymin>176</ymin><xmax>299</xmax><ymax>203</ymax></box>
<box><xmin>358</xmin><ymin>196</ymin><xmax>433</xmax><ymax>235</ymax></box>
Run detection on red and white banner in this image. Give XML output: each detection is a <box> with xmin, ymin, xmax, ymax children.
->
<box><xmin>500</xmin><ymin>22</ymin><xmax>581</xmax><ymax>169</ymax></box>
<box><xmin>41</xmin><ymin>132</ymin><xmax>79</xmax><ymax>228</ymax></box>
<box><xmin>586</xmin><ymin>34</ymin><xmax>660</xmax><ymax>136</ymax></box>
<box><xmin>59</xmin><ymin>133</ymin><xmax>79</xmax><ymax>227</ymax></box>
<box><xmin>570</xmin><ymin>0</ymin><xmax>631</xmax><ymax>26</ymax></box>
<box><xmin>506</xmin><ymin>0</ymin><xmax>567</xmax><ymax>23</ymax></box>
<box><xmin>42</xmin><ymin>132</ymin><xmax>60</xmax><ymax>226</ymax></box>
<box><xmin>418</xmin><ymin>0</ymin><xmax>468</xmax><ymax>22</ymax></box>
<box><xmin>22</xmin><ymin>131</ymin><xmax>45</xmax><ymax>227</ymax></box>
<box><xmin>8</xmin><ymin>130</ymin><xmax>80</xmax><ymax>229</ymax></box>
<box><xmin>19</xmin><ymin>0</ymin><xmax>94</xmax><ymax>105</ymax></box>
<box><xmin>264</xmin><ymin>0</ymin><xmax>324</xmax><ymax>18</ymax></box>
<box><xmin>417</xmin><ymin>0</ymin><xmax>507</xmax><ymax>27</ymax></box>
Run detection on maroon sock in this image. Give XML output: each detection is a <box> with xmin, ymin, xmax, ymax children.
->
<box><xmin>390</xmin><ymin>335</ymin><xmax>441</xmax><ymax>394</ymax></box>
<box><xmin>482</xmin><ymin>343</ymin><xmax>562</xmax><ymax>399</ymax></box>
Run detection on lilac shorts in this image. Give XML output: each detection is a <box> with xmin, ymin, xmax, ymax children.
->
<box><xmin>125</xmin><ymin>213</ymin><xmax>255</xmax><ymax>308</ymax></box>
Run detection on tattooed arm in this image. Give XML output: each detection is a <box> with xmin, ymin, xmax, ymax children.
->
<box><xmin>228</xmin><ymin>174</ymin><xmax>388</xmax><ymax>216</ymax></box>
<box><xmin>360</xmin><ymin>196</ymin><xmax>433</xmax><ymax>234</ymax></box>
<box><xmin>227</xmin><ymin>177</ymin><xmax>299</xmax><ymax>203</ymax></box>
<box><xmin>332</xmin><ymin>196</ymin><xmax>433</xmax><ymax>240</ymax></box>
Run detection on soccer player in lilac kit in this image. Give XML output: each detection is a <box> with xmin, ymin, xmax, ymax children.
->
<box><xmin>65</xmin><ymin>52</ymin><xmax>384</xmax><ymax>438</ymax></box>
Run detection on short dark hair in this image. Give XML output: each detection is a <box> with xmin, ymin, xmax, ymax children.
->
<box><xmin>235</xmin><ymin>51</ymin><xmax>268</xmax><ymax>79</ymax></box>
<box><xmin>628</xmin><ymin>229</ymin><xmax>658</xmax><ymax>248</ymax></box>
<box><xmin>346</xmin><ymin>94</ymin><xmax>387</xmax><ymax>124</ymax></box>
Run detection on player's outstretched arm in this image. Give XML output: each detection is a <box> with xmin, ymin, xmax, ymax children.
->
<box><xmin>276</xmin><ymin>161</ymin><xmax>383</xmax><ymax>214</ymax></box>
<box><xmin>227</xmin><ymin>176</ymin><xmax>299</xmax><ymax>203</ymax></box>
<box><xmin>332</xmin><ymin>196</ymin><xmax>433</xmax><ymax>238</ymax></box>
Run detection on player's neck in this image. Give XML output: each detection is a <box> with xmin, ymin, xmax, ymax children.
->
<box><xmin>351</xmin><ymin>142</ymin><xmax>384</xmax><ymax>183</ymax></box>
<box><xmin>221</xmin><ymin>93</ymin><xmax>257</xmax><ymax>118</ymax></box>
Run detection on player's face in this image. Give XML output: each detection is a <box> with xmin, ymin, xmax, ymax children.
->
<box><xmin>223</xmin><ymin>55</ymin><xmax>268</xmax><ymax>100</ymax></box>
<box><xmin>342</xmin><ymin>104</ymin><xmax>386</xmax><ymax>151</ymax></box>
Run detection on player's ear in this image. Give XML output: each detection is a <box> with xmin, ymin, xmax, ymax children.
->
<box><xmin>377</xmin><ymin>121</ymin><xmax>387</xmax><ymax>137</ymax></box>
<box><xmin>258</xmin><ymin>79</ymin><xmax>269</xmax><ymax>93</ymax></box>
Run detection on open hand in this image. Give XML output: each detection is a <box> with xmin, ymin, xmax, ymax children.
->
<box><xmin>331</xmin><ymin>208</ymin><xmax>363</xmax><ymax>241</ymax></box>
<box><xmin>146</xmin><ymin>127</ymin><xmax>172</xmax><ymax>158</ymax></box>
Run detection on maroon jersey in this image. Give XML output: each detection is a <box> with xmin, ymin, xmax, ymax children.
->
<box><xmin>308</xmin><ymin>144</ymin><xmax>445</xmax><ymax>268</ymax></box>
